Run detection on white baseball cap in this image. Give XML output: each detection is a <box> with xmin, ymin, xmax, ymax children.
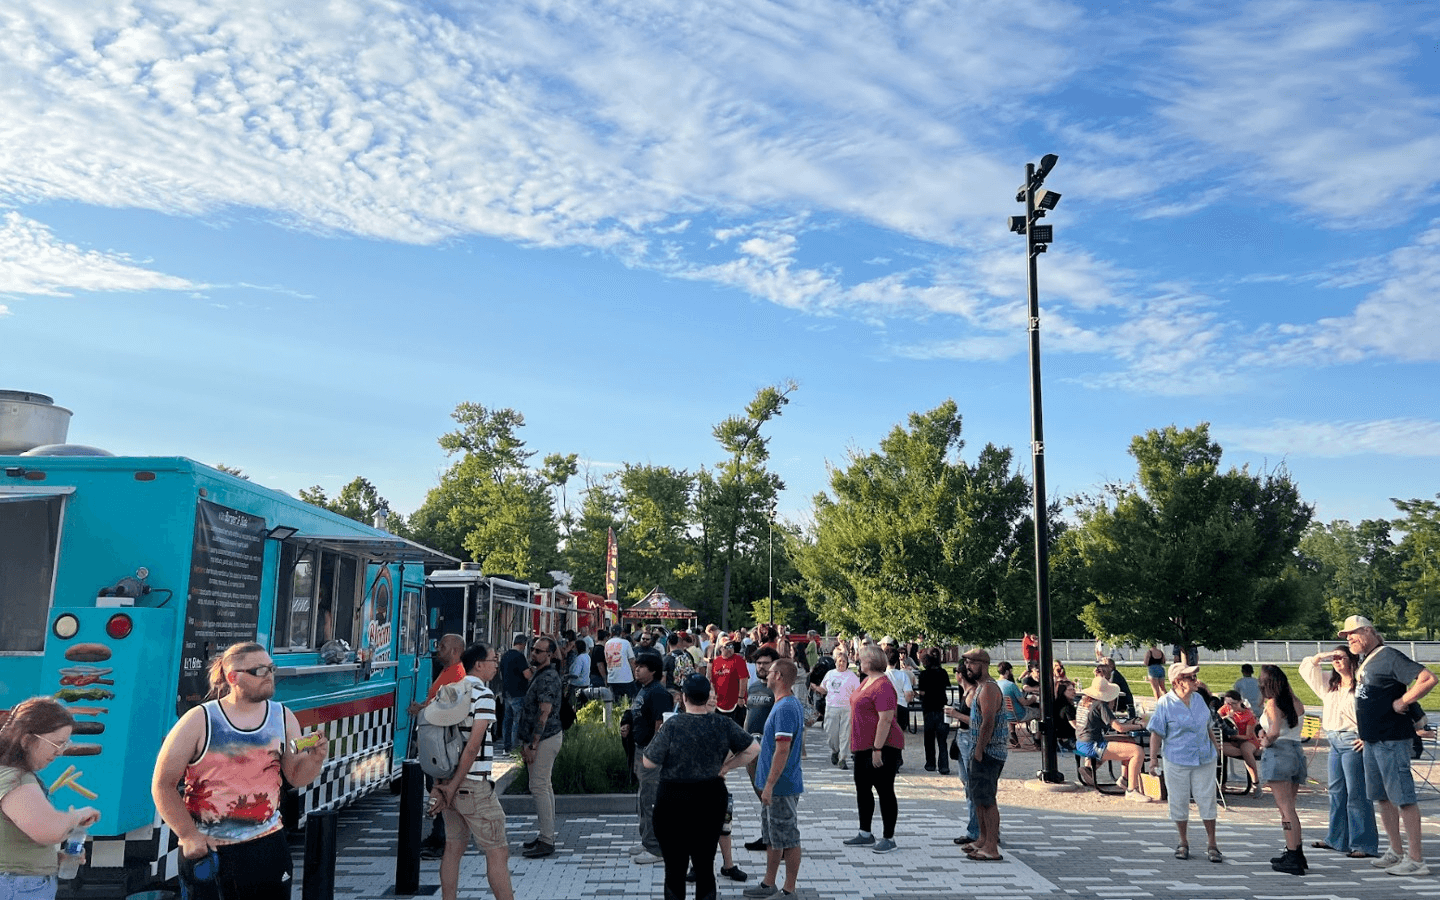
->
<box><xmin>422</xmin><ymin>679</ymin><xmax>473</xmax><ymax>727</ymax></box>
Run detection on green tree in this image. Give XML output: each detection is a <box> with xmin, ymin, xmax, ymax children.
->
<box><xmin>1071</xmin><ymin>423</ymin><xmax>1314</xmax><ymax>653</ymax></box>
<box><xmin>561</xmin><ymin>477</ymin><xmax>622</xmax><ymax>597</ymax></box>
<box><xmin>1394</xmin><ymin>495</ymin><xmax>1440</xmax><ymax>639</ymax></box>
<box><xmin>697</xmin><ymin>380</ymin><xmax>796</xmax><ymax>630</ymax></box>
<box><xmin>1297</xmin><ymin>519</ymin><xmax>1402</xmax><ymax>631</ymax></box>
<box><xmin>300</xmin><ymin>476</ymin><xmax>390</xmax><ymax>526</ymax></box>
<box><xmin>407</xmin><ymin>403</ymin><xmax>562</xmax><ymax>582</ymax></box>
<box><xmin>614</xmin><ymin>464</ymin><xmax>701</xmax><ymax>610</ymax></box>
<box><xmin>790</xmin><ymin>401</ymin><xmax>1033</xmax><ymax>645</ymax></box>
<box><xmin>214</xmin><ymin>464</ymin><xmax>249</xmax><ymax>480</ymax></box>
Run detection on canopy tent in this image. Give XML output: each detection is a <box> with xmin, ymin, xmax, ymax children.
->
<box><xmin>621</xmin><ymin>587</ymin><xmax>697</xmax><ymax>628</ymax></box>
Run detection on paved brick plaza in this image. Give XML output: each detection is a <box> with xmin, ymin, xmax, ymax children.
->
<box><xmin>299</xmin><ymin>727</ymin><xmax>1440</xmax><ymax>900</ymax></box>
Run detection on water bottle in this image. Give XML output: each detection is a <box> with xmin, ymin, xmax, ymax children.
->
<box><xmin>57</xmin><ymin>825</ymin><xmax>87</xmax><ymax>879</ymax></box>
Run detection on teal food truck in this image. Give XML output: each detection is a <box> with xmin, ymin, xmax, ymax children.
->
<box><xmin>0</xmin><ymin>392</ymin><xmax>456</xmax><ymax>896</ymax></box>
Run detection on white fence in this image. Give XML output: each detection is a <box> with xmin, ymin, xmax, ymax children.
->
<box><xmin>989</xmin><ymin>639</ymin><xmax>1440</xmax><ymax>666</ymax></box>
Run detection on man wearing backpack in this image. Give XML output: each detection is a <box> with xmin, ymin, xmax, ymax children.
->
<box><xmin>428</xmin><ymin>643</ymin><xmax>515</xmax><ymax>900</ymax></box>
<box><xmin>518</xmin><ymin>636</ymin><xmax>565</xmax><ymax>858</ymax></box>
<box><xmin>664</xmin><ymin>632</ymin><xmax>698</xmax><ymax>690</ymax></box>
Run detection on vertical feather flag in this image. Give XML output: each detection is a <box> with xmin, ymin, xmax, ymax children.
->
<box><xmin>604</xmin><ymin>527</ymin><xmax>619</xmax><ymax>623</ymax></box>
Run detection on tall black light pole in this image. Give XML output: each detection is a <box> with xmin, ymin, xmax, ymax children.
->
<box><xmin>1011</xmin><ymin>153</ymin><xmax>1064</xmax><ymax>784</ymax></box>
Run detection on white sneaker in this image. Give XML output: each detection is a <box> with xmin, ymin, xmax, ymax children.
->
<box><xmin>1372</xmin><ymin>850</ymin><xmax>1403</xmax><ymax>868</ymax></box>
<box><xmin>1386</xmin><ymin>858</ymin><xmax>1430</xmax><ymax>877</ymax></box>
<box><xmin>1125</xmin><ymin>790</ymin><xmax>1152</xmax><ymax>803</ymax></box>
<box><xmin>634</xmin><ymin>851</ymin><xmax>663</xmax><ymax>865</ymax></box>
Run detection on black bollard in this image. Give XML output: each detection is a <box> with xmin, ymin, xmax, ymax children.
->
<box><xmin>302</xmin><ymin>809</ymin><xmax>338</xmax><ymax>900</ymax></box>
<box><xmin>394</xmin><ymin>759</ymin><xmax>424</xmax><ymax>894</ymax></box>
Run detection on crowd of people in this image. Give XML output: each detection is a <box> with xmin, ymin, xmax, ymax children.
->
<box><xmin>2</xmin><ymin>615</ymin><xmax>1436</xmax><ymax>900</ymax></box>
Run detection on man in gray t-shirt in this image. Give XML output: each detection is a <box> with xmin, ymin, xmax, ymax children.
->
<box><xmin>742</xmin><ymin>647</ymin><xmax>779</xmax><ymax>851</ymax></box>
<box><xmin>1343</xmin><ymin>615</ymin><xmax>1437</xmax><ymax>876</ymax></box>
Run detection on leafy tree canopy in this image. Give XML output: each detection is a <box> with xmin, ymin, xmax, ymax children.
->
<box><xmin>407</xmin><ymin>403</ymin><xmax>561</xmax><ymax>583</ymax></box>
<box><xmin>791</xmin><ymin>400</ymin><xmax>1033</xmax><ymax>646</ymax></box>
<box><xmin>1393</xmin><ymin>495</ymin><xmax>1440</xmax><ymax>639</ymax></box>
<box><xmin>1072</xmin><ymin>423</ymin><xmax>1313</xmax><ymax>652</ymax></box>
<box><xmin>300</xmin><ymin>476</ymin><xmax>389</xmax><ymax>526</ymax></box>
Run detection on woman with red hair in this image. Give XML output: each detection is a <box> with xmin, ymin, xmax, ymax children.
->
<box><xmin>0</xmin><ymin>697</ymin><xmax>101</xmax><ymax>899</ymax></box>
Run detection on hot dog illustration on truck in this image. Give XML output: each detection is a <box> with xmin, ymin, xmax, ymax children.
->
<box><xmin>0</xmin><ymin>391</ymin><xmax>457</xmax><ymax>897</ymax></box>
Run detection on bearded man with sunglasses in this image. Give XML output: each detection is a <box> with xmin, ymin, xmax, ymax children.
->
<box><xmin>153</xmin><ymin>642</ymin><xmax>329</xmax><ymax>900</ymax></box>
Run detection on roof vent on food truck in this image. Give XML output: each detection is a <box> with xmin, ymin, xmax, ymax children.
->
<box><xmin>0</xmin><ymin>391</ymin><xmax>73</xmax><ymax>454</ymax></box>
<box><xmin>461</xmin><ymin>562</ymin><xmax>482</xmax><ymax>571</ymax></box>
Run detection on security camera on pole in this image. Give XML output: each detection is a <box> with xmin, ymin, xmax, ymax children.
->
<box><xmin>1011</xmin><ymin>153</ymin><xmax>1069</xmax><ymax>788</ymax></box>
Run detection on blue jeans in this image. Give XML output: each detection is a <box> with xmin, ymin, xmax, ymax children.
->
<box><xmin>503</xmin><ymin>695</ymin><xmax>525</xmax><ymax>752</ymax></box>
<box><xmin>955</xmin><ymin>730</ymin><xmax>979</xmax><ymax>841</ymax></box>
<box><xmin>0</xmin><ymin>874</ymin><xmax>56</xmax><ymax>900</ymax></box>
<box><xmin>1327</xmin><ymin>730</ymin><xmax>1378</xmax><ymax>854</ymax></box>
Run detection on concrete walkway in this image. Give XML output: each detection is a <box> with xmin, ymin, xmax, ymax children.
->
<box><xmin>299</xmin><ymin>724</ymin><xmax>1440</xmax><ymax>899</ymax></box>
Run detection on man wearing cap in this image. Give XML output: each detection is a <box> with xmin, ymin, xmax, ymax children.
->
<box><xmin>1342</xmin><ymin>614</ymin><xmax>1437</xmax><ymax>876</ymax></box>
<box><xmin>428</xmin><ymin>643</ymin><xmax>514</xmax><ymax>900</ymax></box>
<box><xmin>1148</xmin><ymin>662</ymin><xmax>1222</xmax><ymax>863</ymax></box>
<box><xmin>960</xmin><ymin>648</ymin><xmax>1006</xmax><ymax>861</ymax></box>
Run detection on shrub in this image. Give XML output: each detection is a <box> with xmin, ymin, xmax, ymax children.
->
<box><xmin>507</xmin><ymin>711</ymin><xmax>633</xmax><ymax>795</ymax></box>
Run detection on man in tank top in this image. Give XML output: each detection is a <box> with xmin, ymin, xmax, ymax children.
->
<box><xmin>152</xmin><ymin>641</ymin><xmax>329</xmax><ymax>900</ymax></box>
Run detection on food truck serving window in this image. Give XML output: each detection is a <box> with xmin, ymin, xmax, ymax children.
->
<box><xmin>272</xmin><ymin>542</ymin><xmax>361</xmax><ymax>652</ymax></box>
<box><xmin>0</xmin><ymin>493</ymin><xmax>66</xmax><ymax>653</ymax></box>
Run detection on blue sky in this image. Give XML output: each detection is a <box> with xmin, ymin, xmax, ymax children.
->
<box><xmin>3</xmin><ymin>0</ymin><xmax>1438</xmax><ymax>543</ymax></box>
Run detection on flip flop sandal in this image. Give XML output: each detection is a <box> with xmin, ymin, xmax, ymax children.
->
<box><xmin>1311</xmin><ymin>841</ymin><xmax>1335</xmax><ymax>851</ymax></box>
<box><xmin>1347</xmin><ymin>850</ymin><xmax>1374</xmax><ymax>858</ymax></box>
<box><xmin>965</xmin><ymin>850</ymin><xmax>1004</xmax><ymax>861</ymax></box>
<box><xmin>1206</xmin><ymin>847</ymin><xmax>1223</xmax><ymax>863</ymax></box>
<box><xmin>1175</xmin><ymin>845</ymin><xmax>1189</xmax><ymax>860</ymax></box>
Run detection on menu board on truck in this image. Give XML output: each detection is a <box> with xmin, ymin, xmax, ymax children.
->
<box><xmin>177</xmin><ymin>499</ymin><xmax>267</xmax><ymax>713</ymax></box>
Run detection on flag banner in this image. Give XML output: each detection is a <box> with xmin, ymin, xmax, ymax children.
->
<box><xmin>605</xmin><ymin>526</ymin><xmax>619</xmax><ymax>608</ymax></box>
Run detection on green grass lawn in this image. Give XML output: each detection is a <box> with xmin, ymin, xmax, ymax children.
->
<box><xmin>1064</xmin><ymin>661</ymin><xmax>1440</xmax><ymax>712</ymax></box>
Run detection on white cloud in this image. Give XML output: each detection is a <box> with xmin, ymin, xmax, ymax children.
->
<box><xmin>1152</xmin><ymin>0</ymin><xmax>1440</xmax><ymax>224</ymax></box>
<box><xmin>1217</xmin><ymin>419</ymin><xmax>1440</xmax><ymax>458</ymax></box>
<box><xmin>0</xmin><ymin>211</ymin><xmax>197</xmax><ymax>296</ymax></box>
<box><xmin>1</xmin><ymin>0</ymin><xmax>1437</xmax><ymax>398</ymax></box>
<box><xmin>1245</xmin><ymin>225</ymin><xmax>1440</xmax><ymax>366</ymax></box>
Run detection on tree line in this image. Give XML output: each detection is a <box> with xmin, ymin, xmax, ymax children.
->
<box><xmin>293</xmin><ymin>392</ymin><xmax>1440</xmax><ymax>645</ymax></box>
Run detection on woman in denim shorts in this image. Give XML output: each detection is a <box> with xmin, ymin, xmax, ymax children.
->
<box><xmin>1258</xmin><ymin>666</ymin><xmax>1309</xmax><ymax>875</ymax></box>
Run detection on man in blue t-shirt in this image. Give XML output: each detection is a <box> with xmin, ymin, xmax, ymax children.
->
<box><xmin>748</xmin><ymin>659</ymin><xmax>804</xmax><ymax>898</ymax></box>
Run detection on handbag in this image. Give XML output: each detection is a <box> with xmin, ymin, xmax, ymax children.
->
<box><xmin>949</xmin><ymin>735</ymin><xmax>961</xmax><ymax>760</ymax></box>
<box><xmin>1139</xmin><ymin>769</ymin><xmax>1167</xmax><ymax>801</ymax></box>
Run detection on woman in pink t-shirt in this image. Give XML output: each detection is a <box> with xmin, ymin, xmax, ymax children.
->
<box><xmin>843</xmin><ymin>645</ymin><xmax>905</xmax><ymax>853</ymax></box>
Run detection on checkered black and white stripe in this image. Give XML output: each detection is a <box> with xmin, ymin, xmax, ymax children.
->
<box><xmin>300</xmin><ymin>705</ymin><xmax>398</xmax><ymax>817</ymax></box>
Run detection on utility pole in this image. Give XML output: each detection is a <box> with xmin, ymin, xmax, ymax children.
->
<box><xmin>1012</xmin><ymin>153</ymin><xmax>1063</xmax><ymax>784</ymax></box>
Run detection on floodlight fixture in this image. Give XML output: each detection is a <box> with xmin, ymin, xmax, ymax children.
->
<box><xmin>1035</xmin><ymin>189</ymin><xmax>1061</xmax><ymax>211</ymax></box>
<box><xmin>266</xmin><ymin>525</ymin><xmax>299</xmax><ymax>541</ymax></box>
<box><xmin>1030</xmin><ymin>224</ymin><xmax>1053</xmax><ymax>243</ymax></box>
<box><xmin>1009</xmin><ymin>215</ymin><xmax>1028</xmax><ymax>234</ymax></box>
<box><xmin>1035</xmin><ymin>153</ymin><xmax>1059</xmax><ymax>181</ymax></box>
